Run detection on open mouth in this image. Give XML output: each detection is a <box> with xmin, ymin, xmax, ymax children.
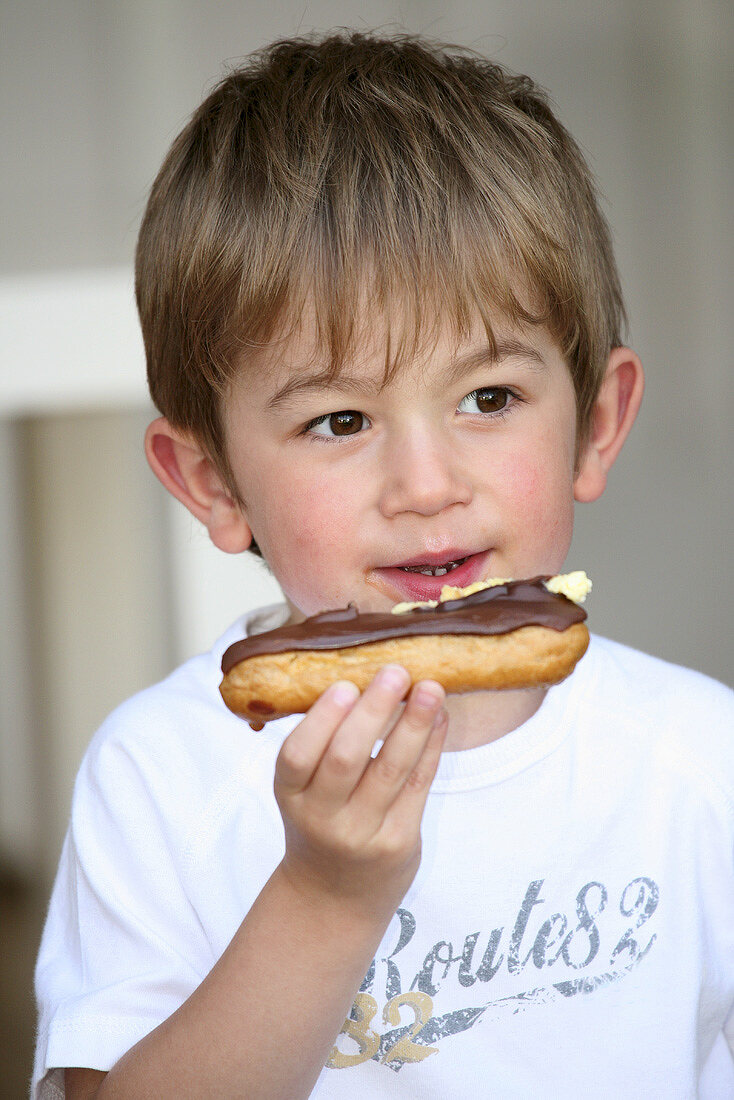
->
<box><xmin>397</xmin><ymin>557</ymin><xmax>469</xmax><ymax>577</ymax></box>
<box><xmin>373</xmin><ymin>550</ymin><xmax>489</xmax><ymax>602</ymax></box>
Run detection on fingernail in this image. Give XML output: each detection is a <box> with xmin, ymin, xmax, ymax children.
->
<box><xmin>330</xmin><ymin>681</ymin><xmax>360</xmax><ymax>706</ymax></box>
<box><xmin>376</xmin><ymin>665</ymin><xmax>409</xmax><ymax>691</ymax></box>
<box><xmin>414</xmin><ymin>685</ymin><xmax>443</xmax><ymax>709</ymax></box>
<box><xmin>434</xmin><ymin>708</ymin><xmax>449</xmax><ymax>729</ymax></box>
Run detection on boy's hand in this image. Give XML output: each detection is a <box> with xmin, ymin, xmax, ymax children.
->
<box><xmin>74</xmin><ymin>671</ymin><xmax>447</xmax><ymax>1100</ymax></box>
<box><xmin>274</xmin><ymin>666</ymin><xmax>447</xmax><ymax>920</ymax></box>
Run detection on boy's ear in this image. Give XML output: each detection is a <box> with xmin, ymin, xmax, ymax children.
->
<box><xmin>144</xmin><ymin>418</ymin><xmax>253</xmax><ymax>553</ymax></box>
<box><xmin>573</xmin><ymin>347</ymin><xmax>645</xmax><ymax>503</ymax></box>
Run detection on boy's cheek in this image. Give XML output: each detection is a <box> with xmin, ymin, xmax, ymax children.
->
<box><xmin>490</xmin><ymin>452</ymin><xmax>575</xmax><ymax>554</ymax></box>
<box><xmin>288</xmin><ymin>478</ymin><xmax>358</xmax><ymax>547</ymax></box>
<box><xmin>490</xmin><ymin>449</ymin><xmax>566</xmax><ymax>508</ymax></box>
<box><xmin>261</xmin><ymin>479</ymin><xmax>361</xmax><ymax>603</ymax></box>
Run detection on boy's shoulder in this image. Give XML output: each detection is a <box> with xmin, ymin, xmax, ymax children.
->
<box><xmin>88</xmin><ymin>614</ymin><xmax>242</xmax><ymax>748</ymax></box>
<box><xmin>89</xmin><ymin>603</ymin><xmax>290</xmax><ymax>743</ymax></box>
<box><xmin>583</xmin><ymin>632</ymin><xmax>734</xmax><ymax>792</ymax></box>
<box><xmin>587</xmin><ymin>632</ymin><xmax>732</xmax><ymax>716</ymax></box>
<box><xmin>76</xmin><ymin>606</ymin><xmax>296</xmax><ymax>829</ymax></box>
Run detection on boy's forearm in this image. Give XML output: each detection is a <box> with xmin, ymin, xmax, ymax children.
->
<box><xmin>82</xmin><ymin>670</ymin><xmax>445</xmax><ymax>1100</ymax></box>
<box><xmin>94</xmin><ymin>863</ymin><xmax>388</xmax><ymax>1100</ymax></box>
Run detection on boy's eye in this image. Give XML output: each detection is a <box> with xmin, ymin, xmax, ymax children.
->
<box><xmin>458</xmin><ymin>387</ymin><xmax>513</xmax><ymax>415</ymax></box>
<box><xmin>305</xmin><ymin>410</ymin><xmax>368</xmax><ymax>438</ymax></box>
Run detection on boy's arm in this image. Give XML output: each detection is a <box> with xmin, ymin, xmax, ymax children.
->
<box><xmin>65</xmin><ymin>667</ymin><xmax>447</xmax><ymax>1100</ymax></box>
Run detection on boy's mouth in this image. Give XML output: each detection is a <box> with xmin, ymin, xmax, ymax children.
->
<box><xmin>374</xmin><ymin>549</ymin><xmax>490</xmax><ymax>602</ymax></box>
<box><xmin>398</xmin><ymin>557</ymin><xmax>468</xmax><ymax>577</ymax></box>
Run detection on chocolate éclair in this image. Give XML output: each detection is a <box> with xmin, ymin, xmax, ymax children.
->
<box><xmin>219</xmin><ymin>575</ymin><xmax>591</xmax><ymax>727</ymax></box>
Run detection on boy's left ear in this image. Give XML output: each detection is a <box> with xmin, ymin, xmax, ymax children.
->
<box><xmin>573</xmin><ymin>347</ymin><xmax>645</xmax><ymax>503</ymax></box>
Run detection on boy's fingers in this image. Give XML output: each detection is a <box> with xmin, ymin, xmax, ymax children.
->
<box><xmin>356</xmin><ymin>681</ymin><xmax>445</xmax><ymax>811</ymax></box>
<box><xmin>275</xmin><ymin>680</ymin><xmax>360</xmax><ymax>794</ymax></box>
<box><xmin>382</xmin><ymin>706</ymin><xmax>449</xmax><ymax>830</ymax></box>
<box><xmin>308</xmin><ymin>665</ymin><xmax>412</xmax><ymax>805</ymax></box>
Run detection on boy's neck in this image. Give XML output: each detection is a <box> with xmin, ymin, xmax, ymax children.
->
<box><xmin>442</xmin><ymin>686</ymin><xmax>547</xmax><ymax>752</ymax></box>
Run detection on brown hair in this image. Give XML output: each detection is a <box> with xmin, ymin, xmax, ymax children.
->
<box><xmin>136</xmin><ymin>30</ymin><xmax>626</xmax><ymax>557</ymax></box>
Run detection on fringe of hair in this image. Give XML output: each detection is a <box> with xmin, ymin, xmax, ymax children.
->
<box><xmin>136</xmin><ymin>31</ymin><xmax>626</xmax><ymax>548</ymax></box>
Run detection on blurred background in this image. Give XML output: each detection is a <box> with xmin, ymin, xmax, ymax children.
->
<box><xmin>1</xmin><ymin>0</ymin><xmax>732</xmax><ymax>1094</ymax></box>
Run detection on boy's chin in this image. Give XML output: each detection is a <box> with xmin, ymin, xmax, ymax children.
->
<box><xmin>283</xmin><ymin>588</ymin><xmax>392</xmax><ymax>623</ymax></box>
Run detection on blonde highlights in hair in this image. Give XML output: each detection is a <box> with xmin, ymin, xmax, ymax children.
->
<box><xmin>136</xmin><ymin>32</ymin><xmax>626</xmax><ymax>553</ymax></box>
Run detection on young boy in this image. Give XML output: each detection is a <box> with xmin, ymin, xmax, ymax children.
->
<box><xmin>34</xmin><ymin>31</ymin><xmax>734</xmax><ymax>1099</ymax></box>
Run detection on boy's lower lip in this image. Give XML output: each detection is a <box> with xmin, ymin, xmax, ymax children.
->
<box><xmin>373</xmin><ymin>551</ymin><xmax>491</xmax><ymax>603</ymax></box>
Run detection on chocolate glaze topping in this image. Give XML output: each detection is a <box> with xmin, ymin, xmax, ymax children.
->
<box><xmin>221</xmin><ymin>577</ymin><xmax>586</xmax><ymax>674</ymax></box>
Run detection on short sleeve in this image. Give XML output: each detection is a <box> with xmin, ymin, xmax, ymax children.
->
<box><xmin>33</xmin><ymin>716</ymin><xmax>213</xmax><ymax>1096</ymax></box>
<box><xmin>725</xmin><ymin>1002</ymin><xmax>734</xmax><ymax>1057</ymax></box>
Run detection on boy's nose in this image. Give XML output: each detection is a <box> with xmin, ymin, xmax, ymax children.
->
<box><xmin>378</xmin><ymin>429</ymin><xmax>472</xmax><ymax>518</ymax></box>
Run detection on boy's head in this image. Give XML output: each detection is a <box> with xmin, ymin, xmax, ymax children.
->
<box><xmin>137</xmin><ymin>33</ymin><xmax>630</xmax><ymax>538</ymax></box>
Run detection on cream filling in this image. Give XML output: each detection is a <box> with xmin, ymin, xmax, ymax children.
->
<box><xmin>390</xmin><ymin>570</ymin><xmax>592</xmax><ymax>614</ymax></box>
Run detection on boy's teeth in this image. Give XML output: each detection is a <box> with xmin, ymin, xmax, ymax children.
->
<box><xmin>399</xmin><ymin>557</ymin><xmax>467</xmax><ymax>576</ymax></box>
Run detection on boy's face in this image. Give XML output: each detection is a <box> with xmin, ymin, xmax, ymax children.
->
<box><xmin>223</xmin><ymin>308</ymin><xmax>582</xmax><ymax>621</ymax></box>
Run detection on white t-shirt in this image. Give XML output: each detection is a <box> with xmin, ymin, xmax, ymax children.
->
<box><xmin>33</xmin><ymin>607</ymin><xmax>734</xmax><ymax>1098</ymax></box>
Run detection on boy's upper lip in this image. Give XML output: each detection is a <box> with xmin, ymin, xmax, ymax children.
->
<box><xmin>384</xmin><ymin>547</ymin><xmax>481</xmax><ymax>568</ymax></box>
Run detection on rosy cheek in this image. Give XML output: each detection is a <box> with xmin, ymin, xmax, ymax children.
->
<box><xmin>266</xmin><ymin>473</ymin><xmax>356</xmax><ymax>585</ymax></box>
<box><xmin>274</xmin><ymin>496</ymin><xmax>324</xmax><ymax>559</ymax></box>
<box><xmin>293</xmin><ymin>476</ymin><xmax>356</xmax><ymax>543</ymax></box>
<box><xmin>493</xmin><ymin>453</ymin><xmax>546</xmax><ymax>510</ymax></box>
<box><xmin>492</xmin><ymin>452</ymin><xmax>574</xmax><ymax>550</ymax></box>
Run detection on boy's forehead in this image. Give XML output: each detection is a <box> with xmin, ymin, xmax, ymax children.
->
<box><xmin>241</xmin><ymin>295</ymin><xmax>554</xmax><ymax>397</ymax></box>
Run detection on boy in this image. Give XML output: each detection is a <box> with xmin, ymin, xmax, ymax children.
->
<box><xmin>34</xmin><ymin>30</ymin><xmax>734</xmax><ymax>1099</ymax></box>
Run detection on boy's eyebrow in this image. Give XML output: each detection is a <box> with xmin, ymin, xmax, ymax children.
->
<box><xmin>266</xmin><ymin>338</ymin><xmax>547</xmax><ymax>410</ymax></box>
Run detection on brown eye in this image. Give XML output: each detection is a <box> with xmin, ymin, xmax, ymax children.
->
<box><xmin>457</xmin><ymin>386</ymin><xmax>517</xmax><ymax>419</ymax></box>
<box><xmin>329</xmin><ymin>411</ymin><xmax>364</xmax><ymax>435</ymax></box>
<box><xmin>474</xmin><ymin>388</ymin><xmax>509</xmax><ymax>413</ymax></box>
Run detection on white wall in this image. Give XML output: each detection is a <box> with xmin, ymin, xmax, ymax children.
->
<box><xmin>1</xmin><ymin>0</ymin><xmax>732</xmax><ymax>876</ymax></box>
